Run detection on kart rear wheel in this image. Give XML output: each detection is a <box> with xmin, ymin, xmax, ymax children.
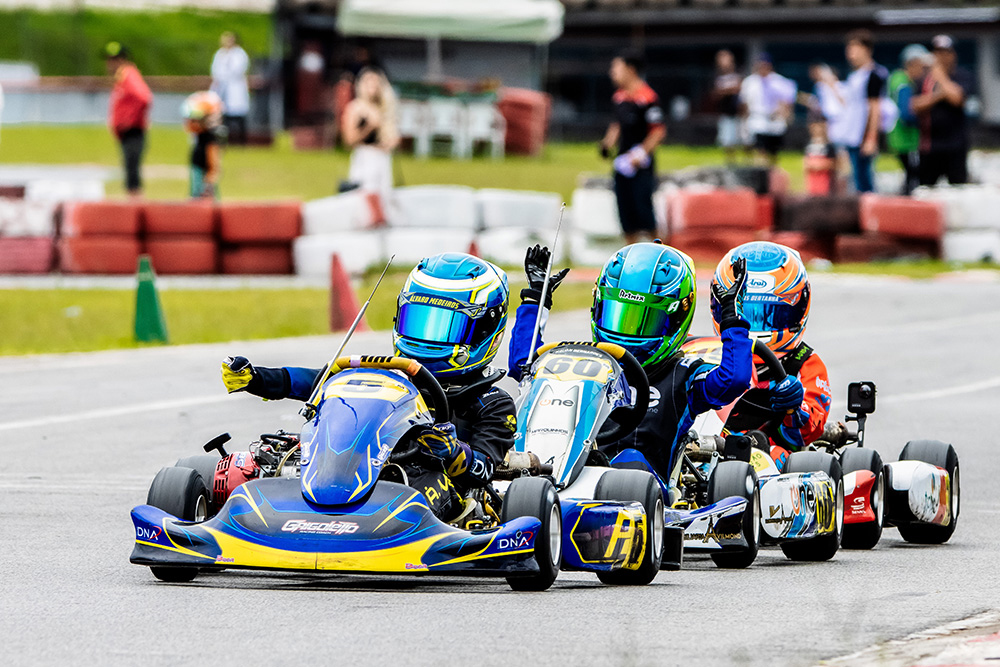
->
<box><xmin>896</xmin><ymin>440</ymin><xmax>960</xmax><ymax>544</ymax></box>
<box><xmin>779</xmin><ymin>452</ymin><xmax>844</xmax><ymax>562</ymax></box>
<box><xmin>146</xmin><ymin>466</ymin><xmax>209</xmax><ymax>584</ymax></box>
<box><xmin>501</xmin><ymin>477</ymin><xmax>561</xmax><ymax>592</ymax></box>
<box><xmin>707</xmin><ymin>461</ymin><xmax>760</xmax><ymax>569</ymax></box>
<box><xmin>839</xmin><ymin>448</ymin><xmax>885</xmax><ymax>550</ymax></box>
<box><xmin>594</xmin><ymin>469</ymin><xmax>664</xmax><ymax>585</ymax></box>
<box><xmin>175</xmin><ymin>454</ymin><xmax>220</xmax><ymax>494</ymax></box>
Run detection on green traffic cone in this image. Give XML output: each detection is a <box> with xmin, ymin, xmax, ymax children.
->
<box><xmin>134</xmin><ymin>254</ymin><xmax>169</xmax><ymax>343</ymax></box>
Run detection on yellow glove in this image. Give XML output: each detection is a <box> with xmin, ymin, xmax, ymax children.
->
<box><xmin>222</xmin><ymin>356</ymin><xmax>256</xmax><ymax>394</ymax></box>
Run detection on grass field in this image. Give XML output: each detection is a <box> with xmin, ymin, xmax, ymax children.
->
<box><xmin>0</xmin><ymin>125</ymin><xmax>899</xmax><ymax>202</ymax></box>
<box><xmin>0</xmin><ymin>9</ymin><xmax>271</xmax><ymax>76</ymax></box>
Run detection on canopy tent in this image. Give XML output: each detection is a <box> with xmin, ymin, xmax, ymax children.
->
<box><xmin>337</xmin><ymin>0</ymin><xmax>565</xmax><ymax>81</ymax></box>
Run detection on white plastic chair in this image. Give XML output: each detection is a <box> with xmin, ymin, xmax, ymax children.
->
<box><xmin>465</xmin><ymin>102</ymin><xmax>505</xmax><ymax>160</ymax></box>
<box><xmin>397</xmin><ymin>99</ymin><xmax>431</xmax><ymax>158</ymax></box>
<box><xmin>426</xmin><ymin>97</ymin><xmax>468</xmax><ymax>159</ymax></box>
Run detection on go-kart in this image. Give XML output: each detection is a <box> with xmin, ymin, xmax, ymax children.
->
<box><xmin>131</xmin><ymin>356</ymin><xmax>563</xmax><ymax>591</ymax></box>
<box><xmin>505</xmin><ymin>341</ymin><xmax>681</xmax><ymax>585</ymax></box>
<box><xmin>664</xmin><ymin>337</ymin><xmax>845</xmax><ymax>565</ymax></box>
<box><xmin>810</xmin><ymin>381</ymin><xmax>960</xmax><ymax>549</ymax></box>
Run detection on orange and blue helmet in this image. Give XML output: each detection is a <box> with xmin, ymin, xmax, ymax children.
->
<box><xmin>393</xmin><ymin>253</ymin><xmax>508</xmax><ymax>378</ymax></box>
<box><xmin>711</xmin><ymin>241</ymin><xmax>810</xmax><ymax>356</ymax></box>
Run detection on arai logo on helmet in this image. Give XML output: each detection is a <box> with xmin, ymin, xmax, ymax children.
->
<box><xmin>618</xmin><ymin>290</ymin><xmax>644</xmax><ymax>303</ymax></box>
<box><xmin>746</xmin><ymin>275</ymin><xmax>775</xmax><ymax>292</ymax></box>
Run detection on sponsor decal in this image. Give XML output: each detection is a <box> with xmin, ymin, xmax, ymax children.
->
<box><xmin>281</xmin><ymin>519</ymin><xmax>360</xmax><ymax>535</ymax></box>
<box><xmin>766</xmin><ymin>505</ymin><xmax>793</xmax><ymax>526</ymax></box>
<box><xmin>747</xmin><ymin>275</ymin><xmax>776</xmax><ymax>292</ymax></box>
<box><xmin>539</xmin><ymin>398</ymin><xmax>574</xmax><ymax>407</ymax></box>
<box><xmin>136</xmin><ymin>526</ymin><xmax>163</xmax><ymax>541</ymax></box>
<box><xmin>683</xmin><ymin>517</ymin><xmax>741</xmax><ymax>543</ymax></box>
<box><xmin>648</xmin><ymin>386</ymin><xmax>661</xmax><ymax>409</ymax></box>
<box><xmin>504</xmin><ymin>414</ymin><xmax>517</xmax><ymax>433</ymax></box>
<box><xmin>816</xmin><ymin>377</ymin><xmax>832</xmax><ymax>394</ymax></box>
<box><xmin>405</xmin><ymin>294</ymin><xmax>467</xmax><ymax>310</ymax></box>
<box><xmin>215</xmin><ymin>556</ymin><xmax>235</xmax><ymax>564</ymax></box>
<box><xmin>850</xmin><ymin>496</ymin><xmax>867</xmax><ymax>515</ymax></box>
<box><xmin>528</xmin><ymin>427</ymin><xmax>569</xmax><ymax>435</ymax></box>
<box><xmin>405</xmin><ymin>563</ymin><xmax>429</xmax><ymax>570</ymax></box>
<box><xmin>618</xmin><ymin>289</ymin><xmax>645</xmax><ymax>303</ymax></box>
<box><xmin>498</xmin><ymin>530</ymin><xmax>534</xmax><ymax>550</ymax></box>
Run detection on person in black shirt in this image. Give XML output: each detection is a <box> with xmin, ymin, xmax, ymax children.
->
<box><xmin>912</xmin><ymin>34</ymin><xmax>975</xmax><ymax>186</ymax></box>
<box><xmin>599</xmin><ymin>51</ymin><xmax>666</xmax><ymax>245</ymax></box>
<box><xmin>713</xmin><ymin>49</ymin><xmax>743</xmax><ymax>163</ymax></box>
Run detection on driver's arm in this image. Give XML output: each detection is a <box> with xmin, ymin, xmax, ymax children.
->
<box><xmin>507</xmin><ymin>298</ymin><xmax>546</xmax><ymax>382</ymax></box>
<box><xmin>686</xmin><ymin>324</ymin><xmax>753</xmax><ymax>414</ymax></box>
<box><xmin>792</xmin><ymin>354</ymin><xmax>832</xmax><ymax>445</ymax></box>
<box><xmin>451</xmin><ymin>387</ymin><xmax>517</xmax><ymax>488</ymax></box>
<box><xmin>221</xmin><ymin>356</ymin><xmax>321</xmax><ymax>401</ymax></box>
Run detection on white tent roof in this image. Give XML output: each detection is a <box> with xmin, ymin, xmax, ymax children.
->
<box><xmin>337</xmin><ymin>0</ymin><xmax>565</xmax><ymax>44</ymax></box>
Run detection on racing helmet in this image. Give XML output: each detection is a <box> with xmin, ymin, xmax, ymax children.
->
<box><xmin>591</xmin><ymin>243</ymin><xmax>697</xmax><ymax>368</ymax></box>
<box><xmin>711</xmin><ymin>241</ymin><xmax>811</xmax><ymax>356</ymax></box>
<box><xmin>182</xmin><ymin>90</ymin><xmax>224</xmax><ymax>128</ymax></box>
<box><xmin>393</xmin><ymin>253</ymin><xmax>509</xmax><ymax>378</ymax></box>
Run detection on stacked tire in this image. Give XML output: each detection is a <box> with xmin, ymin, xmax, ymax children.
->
<box><xmin>59</xmin><ymin>201</ymin><xmax>141</xmax><ymax>274</ymax></box>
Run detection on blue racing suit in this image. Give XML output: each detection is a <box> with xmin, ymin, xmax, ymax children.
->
<box><xmin>508</xmin><ymin>301</ymin><xmax>753</xmax><ymax>481</ymax></box>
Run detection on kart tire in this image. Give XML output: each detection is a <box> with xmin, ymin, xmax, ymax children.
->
<box><xmin>175</xmin><ymin>455</ymin><xmax>220</xmax><ymax>495</ymax></box>
<box><xmin>501</xmin><ymin>477</ymin><xmax>561</xmax><ymax>592</ymax></box>
<box><xmin>146</xmin><ymin>466</ymin><xmax>209</xmax><ymax>584</ymax></box>
<box><xmin>779</xmin><ymin>452</ymin><xmax>844</xmax><ymax>562</ymax></box>
<box><xmin>707</xmin><ymin>461</ymin><xmax>760</xmax><ymax>569</ymax></box>
<box><xmin>594</xmin><ymin>469</ymin><xmax>664</xmax><ymax>585</ymax></box>
<box><xmin>896</xmin><ymin>440</ymin><xmax>960</xmax><ymax>544</ymax></box>
<box><xmin>839</xmin><ymin>448</ymin><xmax>885</xmax><ymax>550</ymax></box>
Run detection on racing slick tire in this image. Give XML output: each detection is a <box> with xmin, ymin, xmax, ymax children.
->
<box><xmin>839</xmin><ymin>448</ymin><xmax>885</xmax><ymax>550</ymax></box>
<box><xmin>593</xmin><ymin>469</ymin><xmax>664</xmax><ymax>585</ymax></box>
<box><xmin>175</xmin><ymin>455</ymin><xmax>220</xmax><ymax>496</ymax></box>
<box><xmin>895</xmin><ymin>440</ymin><xmax>960</xmax><ymax>544</ymax></box>
<box><xmin>779</xmin><ymin>452</ymin><xmax>844</xmax><ymax>562</ymax></box>
<box><xmin>707</xmin><ymin>461</ymin><xmax>760</xmax><ymax>569</ymax></box>
<box><xmin>501</xmin><ymin>477</ymin><xmax>561</xmax><ymax>592</ymax></box>
<box><xmin>145</xmin><ymin>466</ymin><xmax>210</xmax><ymax>583</ymax></box>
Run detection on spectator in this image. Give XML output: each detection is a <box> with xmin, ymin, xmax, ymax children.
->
<box><xmin>841</xmin><ymin>30</ymin><xmax>887</xmax><ymax>193</ymax></box>
<box><xmin>105</xmin><ymin>42</ymin><xmax>152</xmax><ymax>197</ymax></box>
<box><xmin>888</xmin><ymin>44</ymin><xmax>931</xmax><ymax>194</ymax></box>
<box><xmin>342</xmin><ymin>68</ymin><xmax>399</xmax><ymax>213</ymax></box>
<box><xmin>804</xmin><ymin>118</ymin><xmax>837</xmax><ymax>196</ymax></box>
<box><xmin>912</xmin><ymin>35</ymin><xmax>975</xmax><ymax>186</ymax></box>
<box><xmin>598</xmin><ymin>50</ymin><xmax>666</xmax><ymax>245</ymax></box>
<box><xmin>713</xmin><ymin>49</ymin><xmax>742</xmax><ymax>162</ymax></box>
<box><xmin>210</xmin><ymin>31</ymin><xmax>250</xmax><ymax>146</ymax></box>
<box><xmin>739</xmin><ymin>53</ymin><xmax>796</xmax><ymax>167</ymax></box>
<box><xmin>182</xmin><ymin>91</ymin><xmax>224</xmax><ymax>200</ymax></box>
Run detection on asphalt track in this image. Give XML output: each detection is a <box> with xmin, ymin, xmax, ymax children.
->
<box><xmin>2</xmin><ymin>273</ymin><xmax>999</xmax><ymax>666</ymax></box>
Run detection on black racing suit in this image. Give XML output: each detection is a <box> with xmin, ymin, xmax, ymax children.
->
<box><xmin>247</xmin><ymin>364</ymin><xmax>517</xmax><ymax>521</ymax></box>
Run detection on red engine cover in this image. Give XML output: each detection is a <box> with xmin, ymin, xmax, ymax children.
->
<box><xmin>211</xmin><ymin>451</ymin><xmax>260</xmax><ymax>511</ymax></box>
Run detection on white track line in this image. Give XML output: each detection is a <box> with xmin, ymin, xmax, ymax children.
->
<box><xmin>0</xmin><ymin>394</ymin><xmax>230</xmax><ymax>433</ymax></box>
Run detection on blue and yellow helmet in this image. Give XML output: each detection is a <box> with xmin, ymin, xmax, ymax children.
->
<box><xmin>591</xmin><ymin>243</ymin><xmax>697</xmax><ymax>368</ymax></box>
<box><xmin>393</xmin><ymin>253</ymin><xmax>509</xmax><ymax>378</ymax></box>
<box><xmin>711</xmin><ymin>241</ymin><xmax>811</xmax><ymax>356</ymax></box>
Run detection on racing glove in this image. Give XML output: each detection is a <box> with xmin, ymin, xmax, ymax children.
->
<box><xmin>222</xmin><ymin>356</ymin><xmax>261</xmax><ymax>394</ymax></box>
<box><xmin>416</xmin><ymin>423</ymin><xmax>494</xmax><ymax>485</ymax></box>
<box><xmin>710</xmin><ymin>256</ymin><xmax>749</xmax><ymax>331</ymax></box>
<box><xmin>522</xmin><ymin>244</ymin><xmax>570</xmax><ymax>310</ymax></box>
<box><xmin>769</xmin><ymin>375</ymin><xmax>805</xmax><ymax>413</ymax></box>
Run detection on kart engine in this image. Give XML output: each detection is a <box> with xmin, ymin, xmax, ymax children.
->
<box><xmin>210</xmin><ymin>432</ymin><xmax>299</xmax><ymax>510</ymax></box>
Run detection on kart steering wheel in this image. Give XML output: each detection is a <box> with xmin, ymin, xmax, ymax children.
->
<box><xmin>753</xmin><ymin>339</ymin><xmax>787</xmax><ymax>382</ymax></box>
<box><xmin>325</xmin><ymin>355</ymin><xmax>450</xmax><ymax>463</ymax></box>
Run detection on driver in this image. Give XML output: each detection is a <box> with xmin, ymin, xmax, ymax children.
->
<box><xmin>508</xmin><ymin>242</ymin><xmax>753</xmax><ymax>484</ymax></box>
<box><xmin>709</xmin><ymin>241</ymin><xmax>831</xmax><ymax>455</ymax></box>
<box><xmin>220</xmin><ymin>253</ymin><xmax>517</xmax><ymax>523</ymax></box>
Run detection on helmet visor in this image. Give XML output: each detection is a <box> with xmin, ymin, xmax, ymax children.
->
<box><xmin>594</xmin><ymin>289</ymin><xmax>688</xmax><ymax>338</ymax></box>
<box><xmin>396</xmin><ymin>301</ymin><xmax>477</xmax><ymax>346</ymax></box>
<box><xmin>742</xmin><ymin>296</ymin><xmax>808</xmax><ymax>333</ymax></box>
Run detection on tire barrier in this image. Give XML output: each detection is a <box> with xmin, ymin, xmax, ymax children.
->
<box><xmin>859</xmin><ymin>194</ymin><xmax>944</xmax><ymax>242</ymax></box>
<box><xmin>59</xmin><ymin>236</ymin><xmax>141</xmax><ymax>274</ymax></box>
<box><xmin>220</xmin><ymin>244</ymin><xmax>293</xmax><ymax>275</ymax></box>
<box><xmin>62</xmin><ymin>201</ymin><xmax>141</xmax><ymax>237</ymax></box>
<box><xmin>143</xmin><ymin>201</ymin><xmax>215</xmax><ymax>236</ymax></box>
<box><xmin>218</xmin><ymin>202</ymin><xmax>301</xmax><ymax>243</ymax></box>
<box><xmin>0</xmin><ymin>237</ymin><xmax>56</xmax><ymax>274</ymax></box>
<box><xmin>144</xmin><ymin>236</ymin><xmax>217</xmax><ymax>275</ymax></box>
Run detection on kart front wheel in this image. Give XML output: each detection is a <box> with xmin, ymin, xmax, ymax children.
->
<box><xmin>145</xmin><ymin>466</ymin><xmax>210</xmax><ymax>584</ymax></box>
<box><xmin>896</xmin><ymin>440</ymin><xmax>960</xmax><ymax>544</ymax></box>
<box><xmin>501</xmin><ymin>477</ymin><xmax>561</xmax><ymax>592</ymax></box>
<box><xmin>839</xmin><ymin>448</ymin><xmax>885</xmax><ymax>550</ymax></box>
<box><xmin>707</xmin><ymin>460</ymin><xmax>760</xmax><ymax>569</ymax></box>
<box><xmin>594</xmin><ymin>469</ymin><xmax>664</xmax><ymax>585</ymax></box>
<box><xmin>780</xmin><ymin>452</ymin><xmax>844</xmax><ymax>562</ymax></box>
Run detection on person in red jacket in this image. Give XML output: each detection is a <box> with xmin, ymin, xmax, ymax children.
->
<box><xmin>710</xmin><ymin>242</ymin><xmax>833</xmax><ymax>456</ymax></box>
<box><xmin>105</xmin><ymin>42</ymin><xmax>152</xmax><ymax>196</ymax></box>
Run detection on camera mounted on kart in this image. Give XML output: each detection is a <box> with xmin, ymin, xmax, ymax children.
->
<box><xmin>845</xmin><ymin>382</ymin><xmax>876</xmax><ymax>448</ymax></box>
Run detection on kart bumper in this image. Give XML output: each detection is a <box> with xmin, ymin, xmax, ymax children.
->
<box><xmin>758</xmin><ymin>472</ymin><xmax>838</xmax><ymax>544</ymax></box>
<box><xmin>130</xmin><ymin>478</ymin><xmax>543</xmax><ymax>578</ymax></box>
<box><xmin>666</xmin><ymin>496</ymin><xmax>752</xmax><ymax>553</ymax></box>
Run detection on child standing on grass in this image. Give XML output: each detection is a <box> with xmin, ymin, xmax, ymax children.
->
<box><xmin>182</xmin><ymin>91</ymin><xmax>224</xmax><ymax>199</ymax></box>
<box><xmin>804</xmin><ymin>118</ymin><xmax>838</xmax><ymax>196</ymax></box>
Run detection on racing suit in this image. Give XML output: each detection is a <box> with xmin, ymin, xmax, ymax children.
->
<box><xmin>241</xmin><ymin>364</ymin><xmax>517</xmax><ymax>521</ymax></box>
<box><xmin>725</xmin><ymin>342</ymin><xmax>832</xmax><ymax>453</ymax></box>
<box><xmin>507</xmin><ymin>300</ymin><xmax>753</xmax><ymax>483</ymax></box>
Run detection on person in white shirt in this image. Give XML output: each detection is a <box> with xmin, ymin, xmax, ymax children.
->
<box><xmin>210</xmin><ymin>31</ymin><xmax>250</xmax><ymax>145</ymax></box>
<box><xmin>840</xmin><ymin>29</ymin><xmax>888</xmax><ymax>193</ymax></box>
<box><xmin>740</xmin><ymin>53</ymin><xmax>796</xmax><ymax>166</ymax></box>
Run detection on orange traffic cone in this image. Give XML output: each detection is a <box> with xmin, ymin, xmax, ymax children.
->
<box><xmin>329</xmin><ymin>254</ymin><xmax>368</xmax><ymax>332</ymax></box>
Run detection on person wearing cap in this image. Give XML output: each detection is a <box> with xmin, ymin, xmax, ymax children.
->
<box><xmin>105</xmin><ymin>42</ymin><xmax>152</xmax><ymax>196</ymax></box>
<box><xmin>842</xmin><ymin>29</ymin><xmax>888</xmax><ymax>194</ymax></box>
<box><xmin>888</xmin><ymin>44</ymin><xmax>932</xmax><ymax>194</ymax></box>
<box><xmin>912</xmin><ymin>35</ymin><xmax>976</xmax><ymax>186</ymax></box>
<box><xmin>739</xmin><ymin>53</ymin><xmax>796</xmax><ymax>166</ymax></box>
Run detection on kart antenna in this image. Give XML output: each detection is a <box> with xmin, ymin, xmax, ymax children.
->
<box><xmin>525</xmin><ymin>203</ymin><xmax>565</xmax><ymax>373</ymax></box>
<box><xmin>299</xmin><ymin>255</ymin><xmax>395</xmax><ymax>420</ymax></box>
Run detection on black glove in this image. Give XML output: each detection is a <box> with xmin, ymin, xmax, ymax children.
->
<box><xmin>711</xmin><ymin>256</ymin><xmax>749</xmax><ymax>330</ymax></box>
<box><xmin>521</xmin><ymin>244</ymin><xmax>569</xmax><ymax>310</ymax></box>
<box><xmin>599</xmin><ymin>143</ymin><xmax>611</xmax><ymax>160</ymax></box>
